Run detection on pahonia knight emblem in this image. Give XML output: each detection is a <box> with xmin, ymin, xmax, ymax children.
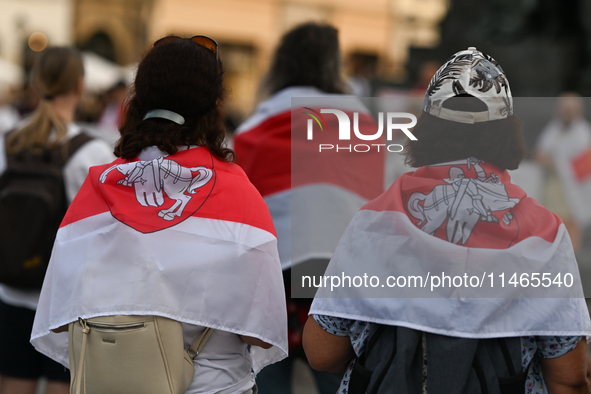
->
<box><xmin>407</xmin><ymin>158</ymin><xmax>519</xmax><ymax>244</ymax></box>
<box><xmin>100</xmin><ymin>157</ymin><xmax>213</xmax><ymax>221</ymax></box>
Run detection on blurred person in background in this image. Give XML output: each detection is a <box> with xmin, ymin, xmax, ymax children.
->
<box><xmin>234</xmin><ymin>22</ymin><xmax>385</xmax><ymax>394</ymax></box>
<box><xmin>97</xmin><ymin>80</ymin><xmax>127</xmax><ymax>131</ymax></box>
<box><xmin>14</xmin><ymin>81</ymin><xmax>41</xmax><ymax>119</ymax></box>
<box><xmin>75</xmin><ymin>92</ymin><xmax>105</xmax><ymax>124</ymax></box>
<box><xmin>0</xmin><ymin>47</ymin><xmax>114</xmax><ymax>394</ymax></box>
<box><xmin>534</xmin><ymin>93</ymin><xmax>591</xmax><ymax>254</ymax></box>
<box><xmin>0</xmin><ymin>86</ymin><xmax>19</xmax><ymax>134</ymax></box>
<box><xmin>347</xmin><ymin>53</ymin><xmax>374</xmax><ymax>97</ymax></box>
<box><xmin>410</xmin><ymin>60</ymin><xmax>441</xmax><ymax>97</ymax></box>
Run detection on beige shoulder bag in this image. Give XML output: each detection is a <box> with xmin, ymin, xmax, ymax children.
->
<box><xmin>68</xmin><ymin>315</ymin><xmax>213</xmax><ymax>394</ymax></box>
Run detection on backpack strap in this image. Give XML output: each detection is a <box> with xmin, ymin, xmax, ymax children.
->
<box><xmin>421</xmin><ymin>331</ymin><xmax>427</xmax><ymax>394</ymax></box>
<box><xmin>43</xmin><ymin>131</ymin><xmax>93</xmax><ymax>168</ymax></box>
<box><xmin>498</xmin><ymin>338</ymin><xmax>517</xmax><ymax>376</ymax></box>
<box><xmin>496</xmin><ymin>337</ymin><xmax>529</xmax><ymax>394</ymax></box>
<box><xmin>4</xmin><ymin>130</ymin><xmax>94</xmax><ymax>164</ymax></box>
<box><xmin>64</xmin><ymin>132</ymin><xmax>94</xmax><ymax>162</ymax></box>
<box><xmin>187</xmin><ymin>327</ymin><xmax>213</xmax><ymax>359</ymax></box>
<box><xmin>349</xmin><ymin>324</ymin><xmax>392</xmax><ymax>394</ymax></box>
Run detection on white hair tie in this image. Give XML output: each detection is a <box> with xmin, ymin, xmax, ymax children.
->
<box><xmin>143</xmin><ymin>109</ymin><xmax>185</xmax><ymax>125</ymax></box>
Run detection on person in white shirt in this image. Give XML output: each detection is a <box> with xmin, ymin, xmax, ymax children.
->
<box><xmin>0</xmin><ymin>46</ymin><xmax>114</xmax><ymax>394</ymax></box>
<box><xmin>534</xmin><ymin>93</ymin><xmax>591</xmax><ymax>253</ymax></box>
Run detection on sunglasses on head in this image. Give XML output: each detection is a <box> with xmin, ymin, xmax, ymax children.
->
<box><xmin>153</xmin><ymin>35</ymin><xmax>219</xmax><ymax>61</ymax></box>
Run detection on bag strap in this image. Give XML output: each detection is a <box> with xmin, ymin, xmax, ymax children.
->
<box><xmin>497</xmin><ymin>337</ymin><xmax>517</xmax><ymax>376</ymax></box>
<box><xmin>3</xmin><ymin>130</ymin><xmax>93</xmax><ymax>167</ymax></box>
<box><xmin>75</xmin><ymin>318</ymin><xmax>90</xmax><ymax>394</ymax></box>
<box><xmin>65</xmin><ymin>132</ymin><xmax>93</xmax><ymax>161</ymax></box>
<box><xmin>187</xmin><ymin>327</ymin><xmax>213</xmax><ymax>360</ymax></box>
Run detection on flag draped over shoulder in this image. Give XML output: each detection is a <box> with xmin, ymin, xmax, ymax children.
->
<box><xmin>31</xmin><ymin>146</ymin><xmax>288</xmax><ymax>373</ymax></box>
<box><xmin>310</xmin><ymin>158</ymin><xmax>591</xmax><ymax>338</ymax></box>
<box><xmin>234</xmin><ymin>86</ymin><xmax>385</xmax><ymax>269</ymax></box>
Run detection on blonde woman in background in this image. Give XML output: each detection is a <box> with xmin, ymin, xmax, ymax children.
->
<box><xmin>0</xmin><ymin>47</ymin><xmax>114</xmax><ymax>394</ymax></box>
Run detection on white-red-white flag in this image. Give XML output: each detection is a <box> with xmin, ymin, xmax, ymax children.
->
<box><xmin>31</xmin><ymin>146</ymin><xmax>288</xmax><ymax>373</ymax></box>
<box><xmin>235</xmin><ymin>87</ymin><xmax>385</xmax><ymax>269</ymax></box>
<box><xmin>311</xmin><ymin>158</ymin><xmax>591</xmax><ymax>338</ymax></box>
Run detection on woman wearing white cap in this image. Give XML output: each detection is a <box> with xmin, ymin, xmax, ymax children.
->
<box><xmin>303</xmin><ymin>47</ymin><xmax>591</xmax><ymax>394</ymax></box>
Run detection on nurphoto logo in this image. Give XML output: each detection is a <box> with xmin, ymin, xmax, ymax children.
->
<box><xmin>302</xmin><ymin>107</ymin><xmax>418</xmax><ymax>153</ymax></box>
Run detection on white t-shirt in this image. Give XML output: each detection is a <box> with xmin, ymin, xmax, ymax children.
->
<box><xmin>0</xmin><ymin>105</ymin><xmax>19</xmax><ymax>135</ymax></box>
<box><xmin>137</xmin><ymin>146</ymin><xmax>256</xmax><ymax>394</ymax></box>
<box><xmin>182</xmin><ymin>324</ymin><xmax>255</xmax><ymax>394</ymax></box>
<box><xmin>0</xmin><ymin>123</ymin><xmax>115</xmax><ymax>309</ymax></box>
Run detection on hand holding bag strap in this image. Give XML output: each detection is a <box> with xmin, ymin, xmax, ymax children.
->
<box><xmin>187</xmin><ymin>327</ymin><xmax>213</xmax><ymax>359</ymax></box>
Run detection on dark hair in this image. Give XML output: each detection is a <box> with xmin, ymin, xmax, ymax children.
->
<box><xmin>405</xmin><ymin>96</ymin><xmax>527</xmax><ymax>170</ymax></box>
<box><xmin>115</xmin><ymin>38</ymin><xmax>234</xmax><ymax>161</ymax></box>
<box><xmin>261</xmin><ymin>22</ymin><xmax>347</xmax><ymax>96</ymax></box>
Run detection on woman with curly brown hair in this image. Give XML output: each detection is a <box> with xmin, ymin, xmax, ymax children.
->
<box><xmin>31</xmin><ymin>36</ymin><xmax>287</xmax><ymax>394</ymax></box>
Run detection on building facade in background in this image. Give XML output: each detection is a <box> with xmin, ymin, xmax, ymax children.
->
<box><xmin>72</xmin><ymin>0</ymin><xmax>448</xmax><ymax>117</ymax></box>
<box><xmin>0</xmin><ymin>0</ymin><xmax>72</xmax><ymax>77</ymax></box>
<box><xmin>75</xmin><ymin>0</ymin><xmax>154</xmax><ymax>65</ymax></box>
<box><xmin>148</xmin><ymin>0</ymin><xmax>448</xmax><ymax>117</ymax></box>
<box><xmin>0</xmin><ymin>0</ymin><xmax>449</xmax><ymax>117</ymax></box>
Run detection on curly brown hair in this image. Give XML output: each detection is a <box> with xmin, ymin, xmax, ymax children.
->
<box><xmin>405</xmin><ymin>96</ymin><xmax>527</xmax><ymax>171</ymax></box>
<box><xmin>115</xmin><ymin>37</ymin><xmax>234</xmax><ymax>161</ymax></box>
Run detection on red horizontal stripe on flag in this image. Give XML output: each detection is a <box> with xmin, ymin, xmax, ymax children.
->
<box><xmin>235</xmin><ymin>111</ymin><xmax>292</xmax><ymax>197</ymax></box>
<box><xmin>60</xmin><ymin>149</ymin><xmax>276</xmax><ymax>236</ymax></box>
<box><xmin>362</xmin><ymin>163</ymin><xmax>561</xmax><ymax>248</ymax></box>
<box><xmin>236</xmin><ymin>109</ymin><xmax>385</xmax><ymax>201</ymax></box>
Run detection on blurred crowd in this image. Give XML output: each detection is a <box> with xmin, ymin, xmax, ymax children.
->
<box><xmin>2</xmin><ymin>43</ymin><xmax>591</xmax><ymax>249</ymax></box>
<box><xmin>1</xmin><ymin>20</ymin><xmax>591</xmax><ymax>394</ymax></box>
<box><xmin>0</xmin><ymin>75</ymin><xmax>126</xmax><ymax>145</ymax></box>
<box><xmin>2</xmin><ymin>38</ymin><xmax>591</xmax><ymax>250</ymax></box>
